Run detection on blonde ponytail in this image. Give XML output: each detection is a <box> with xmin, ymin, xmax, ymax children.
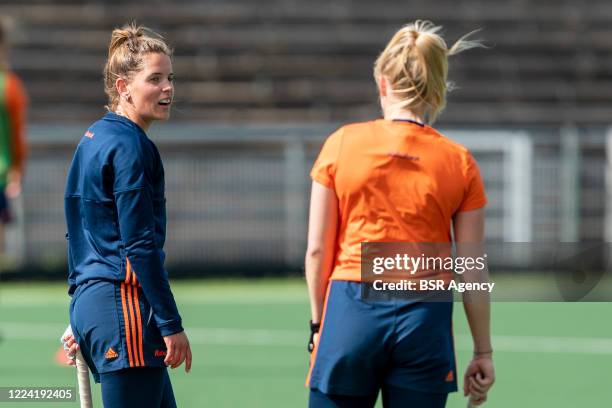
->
<box><xmin>374</xmin><ymin>20</ymin><xmax>483</xmax><ymax>123</ymax></box>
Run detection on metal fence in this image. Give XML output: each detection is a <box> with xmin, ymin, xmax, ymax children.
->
<box><xmin>3</xmin><ymin>124</ymin><xmax>609</xmax><ymax>274</ymax></box>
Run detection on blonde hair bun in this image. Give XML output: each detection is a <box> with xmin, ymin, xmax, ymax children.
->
<box><xmin>103</xmin><ymin>22</ymin><xmax>172</xmax><ymax>111</ymax></box>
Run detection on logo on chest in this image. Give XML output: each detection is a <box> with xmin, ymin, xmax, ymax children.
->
<box><xmin>388</xmin><ymin>152</ymin><xmax>420</xmax><ymax>161</ymax></box>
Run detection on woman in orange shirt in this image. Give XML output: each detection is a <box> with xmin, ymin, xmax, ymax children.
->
<box><xmin>0</xmin><ymin>21</ymin><xmax>27</xmax><ymax>230</ymax></box>
<box><xmin>305</xmin><ymin>21</ymin><xmax>494</xmax><ymax>407</ymax></box>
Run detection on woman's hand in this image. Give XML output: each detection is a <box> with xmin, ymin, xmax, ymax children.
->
<box><xmin>5</xmin><ymin>170</ymin><xmax>22</xmax><ymax>199</ymax></box>
<box><xmin>163</xmin><ymin>331</ymin><xmax>192</xmax><ymax>372</ymax></box>
<box><xmin>463</xmin><ymin>355</ymin><xmax>495</xmax><ymax>405</ymax></box>
<box><xmin>60</xmin><ymin>325</ymin><xmax>79</xmax><ymax>366</ymax></box>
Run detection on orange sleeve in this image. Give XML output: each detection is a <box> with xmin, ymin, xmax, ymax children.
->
<box><xmin>6</xmin><ymin>73</ymin><xmax>28</xmax><ymax>174</ymax></box>
<box><xmin>457</xmin><ymin>151</ymin><xmax>487</xmax><ymax>212</ymax></box>
<box><xmin>310</xmin><ymin>128</ymin><xmax>343</xmax><ymax>189</ymax></box>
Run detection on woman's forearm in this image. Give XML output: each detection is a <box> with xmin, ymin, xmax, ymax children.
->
<box><xmin>305</xmin><ymin>248</ymin><xmax>334</xmax><ymax>323</ymax></box>
<box><xmin>305</xmin><ymin>182</ymin><xmax>339</xmax><ymax>324</ymax></box>
<box><xmin>460</xmin><ymin>252</ymin><xmax>492</xmax><ymax>353</ymax></box>
<box><xmin>453</xmin><ymin>209</ymin><xmax>492</xmax><ymax>354</ymax></box>
<box><xmin>463</xmin><ymin>298</ymin><xmax>492</xmax><ymax>353</ymax></box>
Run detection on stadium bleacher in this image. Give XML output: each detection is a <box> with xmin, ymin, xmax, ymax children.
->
<box><xmin>1</xmin><ymin>0</ymin><xmax>610</xmax><ymax>125</ymax></box>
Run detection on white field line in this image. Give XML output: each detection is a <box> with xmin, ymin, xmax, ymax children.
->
<box><xmin>1</xmin><ymin>322</ymin><xmax>612</xmax><ymax>354</ymax></box>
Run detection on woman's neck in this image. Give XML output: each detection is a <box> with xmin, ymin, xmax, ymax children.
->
<box><xmin>115</xmin><ymin>106</ymin><xmax>149</xmax><ymax>131</ymax></box>
<box><xmin>383</xmin><ymin>109</ymin><xmax>426</xmax><ymax>124</ymax></box>
<box><xmin>380</xmin><ymin>97</ymin><xmax>426</xmax><ymax>123</ymax></box>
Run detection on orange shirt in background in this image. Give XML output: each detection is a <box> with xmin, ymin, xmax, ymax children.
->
<box><xmin>310</xmin><ymin>119</ymin><xmax>487</xmax><ymax>282</ymax></box>
<box><xmin>0</xmin><ymin>71</ymin><xmax>28</xmax><ymax>186</ymax></box>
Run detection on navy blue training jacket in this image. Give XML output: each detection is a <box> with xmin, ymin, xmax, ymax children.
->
<box><xmin>65</xmin><ymin>112</ymin><xmax>182</xmax><ymax>337</ymax></box>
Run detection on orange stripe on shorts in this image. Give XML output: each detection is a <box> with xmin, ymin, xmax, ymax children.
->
<box><xmin>126</xmin><ymin>281</ymin><xmax>141</xmax><ymax>367</ymax></box>
<box><xmin>130</xmin><ymin>260</ymin><xmax>137</xmax><ymax>286</ymax></box>
<box><xmin>125</xmin><ymin>258</ymin><xmax>132</xmax><ymax>284</ymax></box>
<box><xmin>120</xmin><ymin>282</ymin><xmax>135</xmax><ymax>367</ymax></box>
<box><xmin>133</xmin><ymin>285</ymin><xmax>145</xmax><ymax>366</ymax></box>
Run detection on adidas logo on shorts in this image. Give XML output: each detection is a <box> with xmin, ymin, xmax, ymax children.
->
<box><xmin>104</xmin><ymin>347</ymin><xmax>118</xmax><ymax>360</ymax></box>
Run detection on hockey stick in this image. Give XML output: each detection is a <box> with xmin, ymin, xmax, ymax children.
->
<box><xmin>75</xmin><ymin>351</ymin><xmax>93</xmax><ymax>408</ymax></box>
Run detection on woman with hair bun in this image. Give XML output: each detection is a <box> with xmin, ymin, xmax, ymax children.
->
<box><xmin>61</xmin><ymin>22</ymin><xmax>191</xmax><ymax>408</ymax></box>
<box><xmin>305</xmin><ymin>21</ymin><xmax>494</xmax><ymax>407</ymax></box>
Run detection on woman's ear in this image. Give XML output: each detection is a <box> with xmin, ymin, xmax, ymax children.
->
<box><xmin>115</xmin><ymin>77</ymin><xmax>130</xmax><ymax>101</ymax></box>
<box><xmin>378</xmin><ymin>75</ymin><xmax>388</xmax><ymax>98</ymax></box>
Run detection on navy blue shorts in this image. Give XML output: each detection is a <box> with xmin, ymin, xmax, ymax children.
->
<box><xmin>307</xmin><ymin>281</ymin><xmax>457</xmax><ymax>396</ymax></box>
<box><xmin>69</xmin><ymin>279</ymin><xmax>168</xmax><ymax>382</ymax></box>
<box><xmin>100</xmin><ymin>367</ymin><xmax>176</xmax><ymax>408</ymax></box>
<box><xmin>0</xmin><ymin>189</ymin><xmax>11</xmax><ymax>224</ymax></box>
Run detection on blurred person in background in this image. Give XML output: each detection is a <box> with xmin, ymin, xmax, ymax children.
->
<box><xmin>305</xmin><ymin>21</ymin><xmax>494</xmax><ymax>407</ymax></box>
<box><xmin>60</xmin><ymin>22</ymin><xmax>191</xmax><ymax>408</ymax></box>
<box><xmin>0</xmin><ymin>19</ymin><xmax>28</xmax><ymax>255</ymax></box>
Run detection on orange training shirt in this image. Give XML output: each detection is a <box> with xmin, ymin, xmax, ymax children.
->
<box><xmin>310</xmin><ymin>119</ymin><xmax>487</xmax><ymax>282</ymax></box>
<box><xmin>0</xmin><ymin>71</ymin><xmax>28</xmax><ymax>185</ymax></box>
